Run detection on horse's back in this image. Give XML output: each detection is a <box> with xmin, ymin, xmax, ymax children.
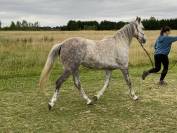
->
<box><xmin>59</xmin><ymin>37</ymin><xmax>91</xmax><ymax>69</ymax></box>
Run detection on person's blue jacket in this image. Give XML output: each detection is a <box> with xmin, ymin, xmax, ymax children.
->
<box><xmin>154</xmin><ymin>35</ymin><xmax>177</xmax><ymax>55</ymax></box>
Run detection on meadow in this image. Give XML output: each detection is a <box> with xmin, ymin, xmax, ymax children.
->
<box><xmin>0</xmin><ymin>30</ymin><xmax>177</xmax><ymax>133</ymax></box>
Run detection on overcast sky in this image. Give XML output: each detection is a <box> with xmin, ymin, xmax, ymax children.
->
<box><xmin>0</xmin><ymin>0</ymin><xmax>177</xmax><ymax>27</ymax></box>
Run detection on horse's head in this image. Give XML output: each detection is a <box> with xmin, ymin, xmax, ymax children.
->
<box><xmin>133</xmin><ymin>17</ymin><xmax>146</xmax><ymax>44</ymax></box>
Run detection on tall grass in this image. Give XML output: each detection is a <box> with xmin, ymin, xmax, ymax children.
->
<box><xmin>0</xmin><ymin>31</ymin><xmax>177</xmax><ymax>70</ymax></box>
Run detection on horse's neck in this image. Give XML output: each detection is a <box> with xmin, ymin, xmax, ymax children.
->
<box><xmin>114</xmin><ymin>24</ymin><xmax>134</xmax><ymax>47</ymax></box>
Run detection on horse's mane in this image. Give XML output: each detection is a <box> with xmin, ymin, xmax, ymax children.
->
<box><xmin>114</xmin><ymin>22</ymin><xmax>135</xmax><ymax>43</ymax></box>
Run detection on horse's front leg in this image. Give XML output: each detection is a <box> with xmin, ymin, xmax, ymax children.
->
<box><xmin>92</xmin><ymin>70</ymin><xmax>112</xmax><ymax>102</ymax></box>
<box><xmin>120</xmin><ymin>68</ymin><xmax>138</xmax><ymax>100</ymax></box>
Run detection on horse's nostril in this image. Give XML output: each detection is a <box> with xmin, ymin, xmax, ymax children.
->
<box><xmin>142</xmin><ymin>38</ymin><xmax>146</xmax><ymax>43</ymax></box>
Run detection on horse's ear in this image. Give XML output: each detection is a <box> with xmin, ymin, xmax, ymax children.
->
<box><xmin>136</xmin><ymin>17</ymin><xmax>141</xmax><ymax>24</ymax></box>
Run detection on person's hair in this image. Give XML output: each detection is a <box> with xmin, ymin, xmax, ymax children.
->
<box><xmin>160</xmin><ymin>26</ymin><xmax>171</xmax><ymax>35</ymax></box>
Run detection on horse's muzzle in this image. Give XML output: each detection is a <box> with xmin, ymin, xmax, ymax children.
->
<box><xmin>138</xmin><ymin>37</ymin><xmax>146</xmax><ymax>44</ymax></box>
<box><xmin>142</xmin><ymin>38</ymin><xmax>146</xmax><ymax>44</ymax></box>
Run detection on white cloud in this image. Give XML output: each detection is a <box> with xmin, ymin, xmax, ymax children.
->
<box><xmin>0</xmin><ymin>0</ymin><xmax>177</xmax><ymax>26</ymax></box>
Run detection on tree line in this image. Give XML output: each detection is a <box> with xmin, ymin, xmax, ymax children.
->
<box><xmin>0</xmin><ymin>17</ymin><xmax>177</xmax><ymax>31</ymax></box>
<box><xmin>0</xmin><ymin>20</ymin><xmax>40</xmax><ymax>31</ymax></box>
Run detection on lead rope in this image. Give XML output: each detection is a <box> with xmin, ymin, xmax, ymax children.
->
<box><xmin>140</xmin><ymin>43</ymin><xmax>154</xmax><ymax>68</ymax></box>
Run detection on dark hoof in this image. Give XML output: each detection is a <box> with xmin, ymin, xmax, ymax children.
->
<box><xmin>87</xmin><ymin>96</ymin><xmax>98</xmax><ymax>105</ymax></box>
<box><xmin>87</xmin><ymin>101</ymin><xmax>94</xmax><ymax>105</ymax></box>
<box><xmin>133</xmin><ymin>96</ymin><xmax>139</xmax><ymax>101</ymax></box>
<box><xmin>48</xmin><ymin>103</ymin><xmax>52</xmax><ymax>111</ymax></box>
<box><xmin>92</xmin><ymin>95</ymin><xmax>98</xmax><ymax>102</ymax></box>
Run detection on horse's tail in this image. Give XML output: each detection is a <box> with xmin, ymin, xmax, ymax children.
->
<box><xmin>39</xmin><ymin>43</ymin><xmax>62</xmax><ymax>88</ymax></box>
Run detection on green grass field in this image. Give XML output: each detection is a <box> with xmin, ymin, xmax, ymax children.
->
<box><xmin>1</xmin><ymin>31</ymin><xmax>177</xmax><ymax>133</ymax></box>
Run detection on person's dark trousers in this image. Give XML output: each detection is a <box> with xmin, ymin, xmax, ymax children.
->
<box><xmin>148</xmin><ymin>54</ymin><xmax>169</xmax><ymax>81</ymax></box>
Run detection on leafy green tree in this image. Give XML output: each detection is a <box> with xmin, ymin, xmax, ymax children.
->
<box><xmin>16</xmin><ymin>21</ymin><xmax>21</xmax><ymax>29</ymax></box>
<box><xmin>116</xmin><ymin>21</ymin><xmax>126</xmax><ymax>29</ymax></box>
<box><xmin>99</xmin><ymin>21</ymin><xmax>117</xmax><ymax>30</ymax></box>
<box><xmin>67</xmin><ymin>20</ymin><xmax>80</xmax><ymax>30</ymax></box>
<box><xmin>10</xmin><ymin>21</ymin><xmax>16</xmax><ymax>30</ymax></box>
<box><xmin>34</xmin><ymin>22</ymin><xmax>39</xmax><ymax>27</ymax></box>
<box><xmin>22</xmin><ymin>20</ymin><xmax>28</xmax><ymax>30</ymax></box>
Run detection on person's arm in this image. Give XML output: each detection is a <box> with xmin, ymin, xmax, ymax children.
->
<box><xmin>154</xmin><ymin>40</ymin><xmax>158</xmax><ymax>49</ymax></box>
<box><xmin>167</xmin><ymin>36</ymin><xmax>177</xmax><ymax>43</ymax></box>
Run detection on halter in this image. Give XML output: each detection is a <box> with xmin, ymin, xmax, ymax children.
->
<box><xmin>134</xmin><ymin>23</ymin><xmax>154</xmax><ymax>68</ymax></box>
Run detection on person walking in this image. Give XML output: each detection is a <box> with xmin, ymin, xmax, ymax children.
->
<box><xmin>142</xmin><ymin>26</ymin><xmax>177</xmax><ymax>85</ymax></box>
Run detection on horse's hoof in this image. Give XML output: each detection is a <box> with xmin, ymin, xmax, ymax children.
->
<box><xmin>48</xmin><ymin>103</ymin><xmax>52</xmax><ymax>111</ymax></box>
<box><xmin>87</xmin><ymin>96</ymin><xmax>98</xmax><ymax>105</ymax></box>
<box><xmin>87</xmin><ymin>99</ymin><xmax>94</xmax><ymax>105</ymax></box>
<box><xmin>92</xmin><ymin>95</ymin><xmax>98</xmax><ymax>102</ymax></box>
<box><xmin>133</xmin><ymin>95</ymin><xmax>139</xmax><ymax>101</ymax></box>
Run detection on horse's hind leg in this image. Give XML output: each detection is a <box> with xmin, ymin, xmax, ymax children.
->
<box><xmin>73</xmin><ymin>70</ymin><xmax>92</xmax><ymax>105</ymax></box>
<box><xmin>120</xmin><ymin>69</ymin><xmax>138</xmax><ymax>100</ymax></box>
<box><xmin>92</xmin><ymin>70</ymin><xmax>112</xmax><ymax>102</ymax></box>
<box><xmin>48</xmin><ymin>70</ymin><xmax>71</xmax><ymax>110</ymax></box>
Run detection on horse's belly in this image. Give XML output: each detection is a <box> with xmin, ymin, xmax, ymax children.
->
<box><xmin>81</xmin><ymin>57</ymin><xmax>119</xmax><ymax>69</ymax></box>
<box><xmin>81</xmin><ymin>42</ymin><xmax>127</xmax><ymax>69</ymax></box>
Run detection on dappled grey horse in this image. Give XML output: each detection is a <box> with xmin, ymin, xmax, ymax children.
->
<box><xmin>39</xmin><ymin>17</ymin><xmax>146</xmax><ymax>110</ymax></box>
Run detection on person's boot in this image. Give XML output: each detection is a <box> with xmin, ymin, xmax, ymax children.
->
<box><xmin>158</xmin><ymin>80</ymin><xmax>167</xmax><ymax>86</ymax></box>
<box><xmin>142</xmin><ymin>71</ymin><xmax>149</xmax><ymax>80</ymax></box>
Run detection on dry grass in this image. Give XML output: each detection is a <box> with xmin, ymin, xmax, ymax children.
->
<box><xmin>1</xmin><ymin>30</ymin><xmax>177</xmax><ymax>68</ymax></box>
<box><xmin>1</xmin><ymin>31</ymin><xmax>177</xmax><ymax>132</ymax></box>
